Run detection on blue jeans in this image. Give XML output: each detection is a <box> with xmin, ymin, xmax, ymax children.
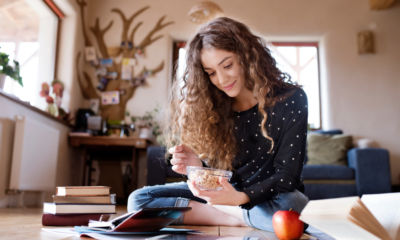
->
<box><xmin>128</xmin><ymin>182</ymin><xmax>309</xmax><ymax>232</ymax></box>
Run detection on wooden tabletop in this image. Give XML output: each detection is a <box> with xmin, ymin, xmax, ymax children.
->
<box><xmin>0</xmin><ymin>206</ymin><xmax>319</xmax><ymax>240</ymax></box>
<box><xmin>68</xmin><ymin>135</ymin><xmax>151</xmax><ymax>149</ymax></box>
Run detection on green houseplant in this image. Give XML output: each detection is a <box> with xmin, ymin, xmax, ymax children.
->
<box><xmin>0</xmin><ymin>48</ymin><xmax>23</xmax><ymax>89</ymax></box>
<box><xmin>130</xmin><ymin>104</ymin><xmax>162</xmax><ymax>138</ymax></box>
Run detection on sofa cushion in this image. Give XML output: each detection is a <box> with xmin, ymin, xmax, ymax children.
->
<box><xmin>304</xmin><ymin>129</ymin><xmax>343</xmax><ymax>164</ymax></box>
<box><xmin>302</xmin><ymin>165</ymin><xmax>355</xmax><ymax>180</ymax></box>
<box><xmin>306</xmin><ymin>133</ymin><xmax>353</xmax><ymax>165</ymax></box>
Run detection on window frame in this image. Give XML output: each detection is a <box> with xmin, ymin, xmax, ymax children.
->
<box><xmin>171</xmin><ymin>41</ymin><xmax>186</xmax><ymax>84</ymax></box>
<box><xmin>270</xmin><ymin>42</ymin><xmax>322</xmax><ymax>130</ymax></box>
<box><xmin>42</xmin><ymin>0</ymin><xmax>65</xmax><ymax>79</ymax></box>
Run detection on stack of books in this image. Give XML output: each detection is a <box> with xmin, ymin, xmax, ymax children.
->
<box><xmin>42</xmin><ymin>186</ymin><xmax>116</xmax><ymax>226</ymax></box>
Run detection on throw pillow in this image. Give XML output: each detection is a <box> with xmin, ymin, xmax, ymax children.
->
<box><xmin>306</xmin><ymin>133</ymin><xmax>353</xmax><ymax>166</ymax></box>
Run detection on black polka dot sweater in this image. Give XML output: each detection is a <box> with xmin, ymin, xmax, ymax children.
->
<box><xmin>231</xmin><ymin>88</ymin><xmax>308</xmax><ymax>210</ymax></box>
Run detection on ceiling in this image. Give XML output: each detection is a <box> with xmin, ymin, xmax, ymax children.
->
<box><xmin>0</xmin><ymin>0</ymin><xmax>40</xmax><ymax>42</ymax></box>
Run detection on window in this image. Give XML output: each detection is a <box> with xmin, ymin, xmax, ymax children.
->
<box><xmin>269</xmin><ymin>42</ymin><xmax>321</xmax><ymax>129</ymax></box>
<box><xmin>172</xmin><ymin>41</ymin><xmax>322</xmax><ymax>129</ymax></box>
<box><xmin>0</xmin><ymin>0</ymin><xmax>62</xmax><ymax>109</ymax></box>
<box><xmin>172</xmin><ymin>41</ymin><xmax>187</xmax><ymax>84</ymax></box>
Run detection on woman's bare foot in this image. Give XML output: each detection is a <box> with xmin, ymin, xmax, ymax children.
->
<box><xmin>182</xmin><ymin>201</ymin><xmax>248</xmax><ymax>227</ymax></box>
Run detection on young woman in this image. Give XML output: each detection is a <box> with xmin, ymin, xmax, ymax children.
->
<box><xmin>128</xmin><ymin>17</ymin><xmax>309</xmax><ymax>232</ymax></box>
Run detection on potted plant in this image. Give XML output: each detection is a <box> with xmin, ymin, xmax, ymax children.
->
<box><xmin>130</xmin><ymin>105</ymin><xmax>162</xmax><ymax>139</ymax></box>
<box><xmin>0</xmin><ymin>48</ymin><xmax>22</xmax><ymax>89</ymax></box>
<box><xmin>39</xmin><ymin>80</ymin><xmax>69</xmax><ymax>120</ymax></box>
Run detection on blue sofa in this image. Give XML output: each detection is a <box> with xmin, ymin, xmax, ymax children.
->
<box><xmin>146</xmin><ymin>130</ymin><xmax>392</xmax><ymax>200</ymax></box>
<box><xmin>302</xmin><ymin>129</ymin><xmax>391</xmax><ymax>200</ymax></box>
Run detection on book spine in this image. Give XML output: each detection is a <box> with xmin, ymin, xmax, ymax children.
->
<box><xmin>42</xmin><ymin>214</ymin><xmax>105</xmax><ymax>226</ymax></box>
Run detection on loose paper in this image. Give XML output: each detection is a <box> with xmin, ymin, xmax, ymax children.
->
<box><xmin>89</xmin><ymin>98</ymin><xmax>100</xmax><ymax>114</ymax></box>
<box><xmin>101</xmin><ymin>91</ymin><xmax>120</xmax><ymax>105</ymax></box>
<box><xmin>100</xmin><ymin>58</ymin><xmax>113</xmax><ymax>67</ymax></box>
<box><xmin>121</xmin><ymin>64</ymin><xmax>132</xmax><ymax>80</ymax></box>
<box><xmin>95</xmin><ymin>67</ymin><xmax>107</xmax><ymax>77</ymax></box>
<box><xmin>97</xmin><ymin>77</ymin><xmax>109</xmax><ymax>91</ymax></box>
<box><xmin>85</xmin><ymin>46</ymin><xmax>97</xmax><ymax>62</ymax></box>
<box><xmin>106</xmin><ymin>72</ymin><xmax>118</xmax><ymax>80</ymax></box>
<box><xmin>122</xmin><ymin>58</ymin><xmax>136</xmax><ymax>66</ymax></box>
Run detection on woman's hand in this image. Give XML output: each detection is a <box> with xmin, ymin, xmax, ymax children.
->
<box><xmin>187</xmin><ymin>177</ymin><xmax>250</xmax><ymax>206</ymax></box>
<box><xmin>168</xmin><ymin>144</ymin><xmax>203</xmax><ymax>175</ymax></box>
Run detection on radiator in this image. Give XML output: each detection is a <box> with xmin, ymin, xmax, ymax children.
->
<box><xmin>9</xmin><ymin>115</ymin><xmax>60</xmax><ymax>192</ymax></box>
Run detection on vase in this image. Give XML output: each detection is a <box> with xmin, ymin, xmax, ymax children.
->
<box><xmin>139</xmin><ymin>127</ymin><xmax>152</xmax><ymax>139</ymax></box>
<box><xmin>46</xmin><ymin>103</ymin><xmax>59</xmax><ymax>117</ymax></box>
<box><xmin>0</xmin><ymin>74</ymin><xmax>6</xmax><ymax>90</ymax></box>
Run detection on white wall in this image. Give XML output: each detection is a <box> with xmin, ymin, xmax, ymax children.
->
<box><xmin>82</xmin><ymin>0</ymin><xmax>400</xmax><ymax>185</ymax></box>
<box><xmin>27</xmin><ymin>0</ymin><xmax>59</xmax><ymax>110</ymax></box>
<box><xmin>54</xmin><ymin>0</ymin><xmax>86</xmax><ymax>115</ymax></box>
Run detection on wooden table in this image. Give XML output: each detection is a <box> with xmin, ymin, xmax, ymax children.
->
<box><xmin>69</xmin><ymin>136</ymin><xmax>151</xmax><ymax>192</ymax></box>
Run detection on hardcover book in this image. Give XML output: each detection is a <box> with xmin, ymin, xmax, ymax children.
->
<box><xmin>42</xmin><ymin>213</ymin><xmax>109</xmax><ymax>226</ymax></box>
<box><xmin>43</xmin><ymin>203</ymin><xmax>116</xmax><ymax>215</ymax></box>
<box><xmin>52</xmin><ymin>194</ymin><xmax>116</xmax><ymax>204</ymax></box>
<box><xmin>56</xmin><ymin>186</ymin><xmax>110</xmax><ymax>196</ymax></box>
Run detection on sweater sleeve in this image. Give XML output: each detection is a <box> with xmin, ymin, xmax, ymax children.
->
<box><xmin>240</xmin><ymin>90</ymin><xmax>308</xmax><ymax>210</ymax></box>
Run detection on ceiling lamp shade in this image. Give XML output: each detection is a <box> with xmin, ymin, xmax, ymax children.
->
<box><xmin>188</xmin><ymin>1</ymin><xmax>224</xmax><ymax>24</ymax></box>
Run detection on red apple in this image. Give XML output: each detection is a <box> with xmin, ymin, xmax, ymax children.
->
<box><xmin>272</xmin><ymin>209</ymin><xmax>304</xmax><ymax>240</ymax></box>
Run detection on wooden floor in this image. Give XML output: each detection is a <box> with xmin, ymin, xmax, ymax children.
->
<box><xmin>0</xmin><ymin>206</ymin><xmax>318</xmax><ymax>240</ymax></box>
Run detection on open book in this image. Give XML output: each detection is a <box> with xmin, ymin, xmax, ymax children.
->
<box><xmin>83</xmin><ymin>207</ymin><xmax>192</xmax><ymax>232</ymax></box>
<box><xmin>299</xmin><ymin>193</ymin><xmax>400</xmax><ymax>240</ymax></box>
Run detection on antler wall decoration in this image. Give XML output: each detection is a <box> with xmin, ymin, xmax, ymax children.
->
<box><xmin>75</xmin><ymin>0</ymin><xmax>174</xmax><ymax>120</ymax></box>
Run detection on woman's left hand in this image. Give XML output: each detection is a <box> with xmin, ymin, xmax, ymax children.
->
<box><xmin>187</xmin><ymin>177</ymin><xmax>250</xmax><ymax>206</ymax></box>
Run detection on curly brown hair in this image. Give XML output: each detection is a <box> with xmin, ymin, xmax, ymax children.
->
<box><xmin>163</xmin><ymin>17</ymin><xmax>300</xmax><ymax>170</ymax></box>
